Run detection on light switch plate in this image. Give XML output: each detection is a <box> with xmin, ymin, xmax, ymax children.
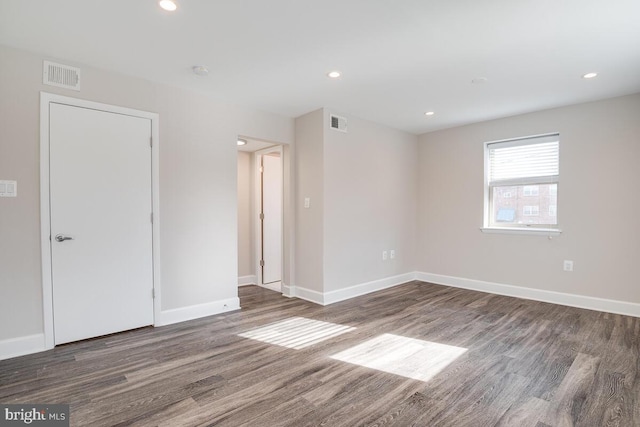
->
<box><xmin>0</xmin><ymin>180</ymin><xmax>17</xmax><ymax>197</ymax></box>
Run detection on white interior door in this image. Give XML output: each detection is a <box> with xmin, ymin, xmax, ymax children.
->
<box><xmin>50</xmin><ymin>102</ymin><xmax>153</xmax><ymax>345</ymax></box>
<box><xmin>261</xmin><ymin>152</ymin><xmax>282</xmax><ymax>284</ymax></box>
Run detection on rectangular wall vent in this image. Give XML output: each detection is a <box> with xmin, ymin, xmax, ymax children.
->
<box><xmin>330</xmin><ymin>114</ymin><xmax>347</xmax><ymax>133</ymax></box>
<box><xmin>43</xmin><ymin>60</ymin><xmax>81</xmax><ymax>91</ymax></box>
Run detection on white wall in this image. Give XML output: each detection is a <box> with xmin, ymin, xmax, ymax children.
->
<box><xmin>294</xmin><ymin>109</ymin><xmax>325</xmax><ymax>293</ymax></box>
<box><xmin>417</xmin><ymin>93</ymin><xmax>640</xmax><ymax>304</ymax></box>
<box><xmin>237</xmin><ymin>151</ymin><xmax>253</xmax><ymax>279</ymax></box>
<box><xmin>294</xmin><ymin>108</ymin><xmax>418</xmax><ymax>301</ymax></box>
<box><xmin>0</xmin><ymin>45</ymin><xmax>294</xmax><ymax>346</ymax></box>
<box><xmin>324</xmin><ymin>111</ymin><xmax>418</xmax><ymax>292</ymax></box>
<box><xmin>281</xmin><ymin>143</ymin><xmax>295</xmax><ymax>291</ymax></box>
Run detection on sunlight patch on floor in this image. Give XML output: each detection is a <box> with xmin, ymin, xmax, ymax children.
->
<box><xmin>238</xmin><ymin>317</ymin><xmax>356</xmax><ymax>350</ymax></box>
<box><xmin>330</xmin><ymin>333</ymin><xmax>467</xmax><ymax>381</ymax></box>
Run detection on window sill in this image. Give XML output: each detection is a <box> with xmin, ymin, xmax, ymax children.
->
<box><xmin>480</xmin><ymin>227</ymin><xmax>562</xmax><ymax>236</ymax></box>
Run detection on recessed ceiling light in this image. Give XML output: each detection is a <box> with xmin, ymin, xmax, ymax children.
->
<box><xmin>582</xmin><ymin>72</ymin><xmax>598</xmax><ymax>79</ymax></box>
<box><xmin>237</xmin><ymin>139</ymin><xmax>247</xmax><ymax>146</ymax></box>
<box><xmin>327</xmin><ymin>71</ymin><xmax>341</xmax><ymax>79</ymax></box>
<box><xmin>425</xmin><ymin>111</ymin><xmax>435</xmax><ymax>116</ymax></box>
<box><xmin>192</xmin><ymin>65</ymin><xmax>209</xmax><ymax>77</ymax></box>
<box><xmin>159</xmin><ymin>0</ymin><xmax>177</xmax><ymax>11</ymax></box>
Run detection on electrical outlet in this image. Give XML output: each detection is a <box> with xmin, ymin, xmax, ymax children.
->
<box><xmin>390</xmin><ymin>250</ymin><xmax>395</xmax><ymax>259</ymax></box>
<box><xmin>563</xmin><ymin>260</ymin><xmax>573</xmax><ymax>272</ymax></box>
<box><xmin>382</xmin><ymin>251</ymin><xmax>388</xmax><ymax>261</ymax></box>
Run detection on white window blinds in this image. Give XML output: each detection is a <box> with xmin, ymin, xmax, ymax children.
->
<box><xmin>488</xmin><ymin>134</ymin><xmax>559</xmax><ymax>185</ymax></box>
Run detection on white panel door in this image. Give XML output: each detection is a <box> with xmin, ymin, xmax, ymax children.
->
<box><xmin>262</xmin><ymin>153</ymin><xmax>282</xmax><ymax>284</ymax></box>
<box><xmin>50</xmin><ymin>102</ymin><xmax>153</xmax><ymax>345</ymax></box>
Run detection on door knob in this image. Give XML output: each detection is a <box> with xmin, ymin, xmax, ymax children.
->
<box><xmin>55</xmin><ymin>234</ymin><xmax>74</xmax><ymax>242</ymax></box>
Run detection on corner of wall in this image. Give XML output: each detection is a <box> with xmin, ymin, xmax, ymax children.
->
<box><xmin>293</xmin><ymin>108</ymin><xmax>325</xmax><ymax>294</ymax></box>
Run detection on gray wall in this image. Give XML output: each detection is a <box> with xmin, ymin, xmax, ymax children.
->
<box><xmin>417</xmin><ymin>93</ymin><xmax>640</xmax><ymax>303</ymax></box>
<box><xmin>294</xmin><ymin>108</ymin><xmax>418</xmax><ymax>295</ymax></box>
<box><xmin>237</xmin><ymin>151</ymin><xmax>254</xmax><ymax>278</ymax></box>
<box><xmin>0</xmin><ymin>45</ymin><xmax>294</xmax><ymax>341</ymax></box>
<box><xmin>294</xmin><ymin>109</ymin><xmax>325</xmax><ymax>292</ymax></box>
<box><xmin>323</xmin><ymin>112</ymin><xmax>418</xmax><ymax>292</ymax></box>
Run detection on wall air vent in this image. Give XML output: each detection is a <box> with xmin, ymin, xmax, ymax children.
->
<box><xmin>330</xmin><ymin>114</ymin><xmax>347</xmax><ymax>133</ymax></box>
<box><xmin>43</xmin><ymin>61</ymin><xmax>81</xmax><ymax>91</ymax></box>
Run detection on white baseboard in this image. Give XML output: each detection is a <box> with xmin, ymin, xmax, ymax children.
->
<box><xmin>281</xmin><ymin>284</ymin><xmax>294</xmax><ymax>298</ymax></box>
<box><xmin>238</xmin><ymin>275</ymin><xmax>257</xmax><ymax>286</ymax></box>
<box><xmin>155</xmin><ymin>297</ymin><xmax>241</xmax><ymax>326</ymax></box>
<box><xmin>416</xmin><ymin>272</ymin><xmax>640</xmax><ymax>318</ymax></box>
<box><xmin>323</xmin><ymin>272</ymin><xmax>417</xmax><ymax>305</ymax></box>
<box><xmin>0</xmin><ymin>333</ymin><xmax>46</xmax><ymax>361</ymax></box>
<box><xmin>290</xmin><ymin>286</ymin><xmax>326</xmax><ymax>305</ymax></box>
<box><xmin>288</xmin><ymin>272</ymin><xmax>417</xmax><ymax>306</ymax></box>
<box><xmin>1</xmin><ymin>298</ymin><xmax>242</xmax><ymax>360</ymax></box>
<box><xmin>288</xmin><ymin>270</ymin><xmax>640</xmax><ymax>317</ymax></box>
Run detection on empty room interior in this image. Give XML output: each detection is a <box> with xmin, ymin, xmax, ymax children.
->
<box><xmin>1</xmin><ymin>0</ymin><xmax>639</xmax><ymax>426</ymax></box>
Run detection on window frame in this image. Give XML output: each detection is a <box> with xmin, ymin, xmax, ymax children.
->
<box><xmin>482</xmin><ymin>133</ymin><xmax>561</xmax><ymax>235</ymax></box>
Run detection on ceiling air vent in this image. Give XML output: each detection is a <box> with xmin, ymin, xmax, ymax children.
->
<box><xmin>43</xmin><ymin>60</ymin><xmax>81</xmax><ymax>91</ymax></box>
<box><xmin>330</xmin><ymin>114</ymin><xmax>347</xmax><ymax>133</ymax></box>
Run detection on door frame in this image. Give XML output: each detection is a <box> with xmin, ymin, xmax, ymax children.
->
<box><xmin>39</xmin><ymin>92</ymin><xmax>161</xmax><ymax>349</ymax></box>
<box><xmin>253</xmin><ymin>145</ymin><xmax>283</xmax><ymax>289</ymax></box>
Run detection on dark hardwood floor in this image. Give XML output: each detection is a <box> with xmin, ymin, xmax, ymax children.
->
<box><xmin>1</xmin><ymin>282</ymin><xmax>638</xmax><ymax>426</ymax></box>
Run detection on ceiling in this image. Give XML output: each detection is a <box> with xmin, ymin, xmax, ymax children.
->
<box><xmin>1</xmin><ymin>0</ymin><xmax>639</xmax><ymax>134</ymax></box>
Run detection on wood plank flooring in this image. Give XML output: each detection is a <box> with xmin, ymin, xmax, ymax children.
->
<box><xmin>1</xmin><ymin>281</ymin><xmax>639</xmax><ymax>426</ymax></box>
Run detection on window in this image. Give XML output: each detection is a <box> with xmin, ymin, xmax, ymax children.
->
<box><xmin>485</xmin><ymin>134</ymin><xmax>559</xmax><ymax>230</ymax></box>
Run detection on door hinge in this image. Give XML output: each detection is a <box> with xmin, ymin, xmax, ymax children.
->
<box><xmin>259</xmin><ymin>213</ymin><xmax>264</xmax><ymax>220</ymax></box>
<box><xmin>150</xmin><ymin>212</ymin><xmax>153</xmax><ymax>223</ymax></box>
<box><xmin>152</xmin><ymin>288</ymin><xmax>155</xmax><ymax>299</ymax></box>
<box><xmin>259</xmin><ymin>166</ymin><xmax>264</xmax><ymax>173</ymax></box>
<box><xmin>150</xmin><ymin>137</ymin><xmax>153</xmax><ymax>148</ymax></box>
<box><xmin>260</xmin><ymin>259</ymin><xmax>265</xmax><ymax>267</ymax></box>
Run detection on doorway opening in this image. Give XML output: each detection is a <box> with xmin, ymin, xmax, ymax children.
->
<box><xmin>237</xmin><ymin>138</ymin><xmax>285</xmax><ymax>294</ymax></box>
